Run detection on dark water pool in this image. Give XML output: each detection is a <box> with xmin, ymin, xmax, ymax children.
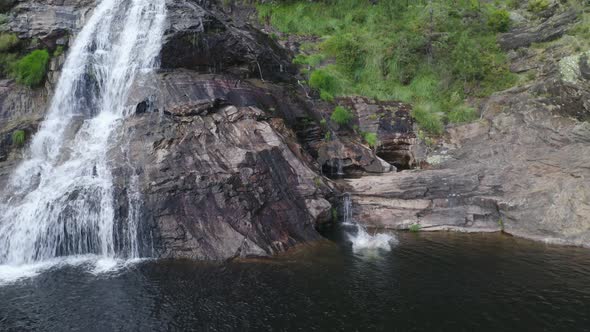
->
<box><xmin>1</xmin><ymin>230</ymin><xmax>590</xmax><ymax>331</ymax></box>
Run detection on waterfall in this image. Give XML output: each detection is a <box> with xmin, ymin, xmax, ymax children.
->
<box><xmin>342</xmin><ymin>194</ymin><xmax>396</xmax><ymax>252</ymax></box>
<box><xmin>0</xmin><ymin>0</ymin><xmax>167</xmax><ymax>269</ymax></box>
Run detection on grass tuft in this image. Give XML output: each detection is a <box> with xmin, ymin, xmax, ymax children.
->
<box><xmin>12</xmin><ymin>49</ymin><xmax>50</xmax><ymax>87</ymax></box>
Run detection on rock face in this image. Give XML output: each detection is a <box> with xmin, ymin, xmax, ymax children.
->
<box><xmin>113</xmin><ymin>105</ymin><xmax>331</xmax><ymax>260</ymax></box>
<box><xmin>110</xmin><ymin>68</ymin><xmax>332</xmax><ymax>260</ymax></box>
<box><xmin>7</xmin><ymin>0</ymin><xmax>96</xmax><ymax>48</ymax></box>
<box><xmin>343</xmin><ymin>97</ymin><xmax>416</xmax><ymax>169</ymax></box>
<box><xmin>161</xmin><ymin>0</ymin><xmax>295</xmax><ymax>82</ymax></box>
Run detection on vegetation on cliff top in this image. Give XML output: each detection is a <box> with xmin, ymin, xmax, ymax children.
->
<box><xmin>258</xmin><ymin>0</ymin><xmax>520</xmax><ymax>133</ymax></box>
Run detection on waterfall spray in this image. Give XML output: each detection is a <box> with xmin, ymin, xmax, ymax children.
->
<box><xmin>342</xmin><ymin>193</ymin><xmax>397</xmax><ymax>252</ymax></box>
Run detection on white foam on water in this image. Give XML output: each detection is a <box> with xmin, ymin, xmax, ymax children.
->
<box><xmin>0</xmin><ymin>255</ymin><xmax>149</xmax><ymax>285</ymax></box>
<box><xmin>342</xmin><ymin>194</ymin><xmax>397</xmax><ymax>253</ymax></box>
<box><xmin>350</xmin><ymin>227</ymin><xmax>398</xmax><ymax>253</ymax></box>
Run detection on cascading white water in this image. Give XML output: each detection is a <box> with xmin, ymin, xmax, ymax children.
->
<box><xmin>0</xmin><ymin>0</ymin><xmax>166</xmax><ymax>272</ymax></box>
<box><xmin>342</xmin><ymin>194</ymin><xmax>397</xmax><ymax>252</ymax></box>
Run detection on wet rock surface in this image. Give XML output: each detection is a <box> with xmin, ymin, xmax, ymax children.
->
<box><xmin>112</xmin><ymin>105</ymin><xmax>331</xmax><ymax>260</ymax></box>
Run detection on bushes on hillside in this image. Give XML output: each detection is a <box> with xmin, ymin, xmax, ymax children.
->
<box><xmin>411</xmin><ymin>103</ymin><xmax>443</xmax><ymax>135</ymax></box>
<box><xmin>310</xmin><ymin>69</ymin><xmax>338</xmax><ymax>101</ymax></box>
<box><xmin>488</xmin><ymin>9</ymin><xmax>511</xmax><ymax>32</ymax></box>
<box><xmin>259</xmin><ymin>0</ymin><xmax>517</xmax><ymax>134</ymax></box>
<box><xmin>528</xmin><ymin>0</ymin><xmax>550</xmax><ymax>13</ymax></box>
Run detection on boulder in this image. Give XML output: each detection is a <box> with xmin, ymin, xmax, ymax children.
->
<box><xmin>499</xmin><ymin>9</ymin><xmax>577</xmax><ymax>50</ymax></box>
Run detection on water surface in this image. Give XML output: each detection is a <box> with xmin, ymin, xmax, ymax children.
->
<box><xmin>1</xmin><ymin>230</ymin><xmax>590</xmax><ymax>331</ymax></box>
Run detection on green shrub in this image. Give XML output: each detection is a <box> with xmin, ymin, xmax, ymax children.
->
<box><xmin>488</xmin><ymin>9</ymin><xmax>511</xmax><ymax>32</ymax></box>
<box><xmin>310</xmin><ymin>68</ymin><xmax>338</xmax><ymax>100</ymax></box>
<box><xmin>411</xmin><ymin>103</ymin><xmax>443</xmax><ymax>135</ymax></box>
<box><xmin>528</xmin><ymin>0</ymin><xmax>550</xmax><ymax>13</ymax></box>
<box><xmin>0</xmin><ymin>33</ymin><xmax>19</xmax><ymax>52</ymax></box>
<box><xmin>12</xmin><ymin>49</ymin><xmax>49</xmax><ymax>87</ymax></box>
<box><xmin>409</xmin><ymin>224</ymin><xmax>421</xmax><ymax>232</ymax></box>
<box><xmin>452</xmin><ymin>32</ymin><xmax>485</xmax><ymax>81</ymax></box>
<box><xmin>322</xmin><ymin>33</ymin><xmax>365</xmax><ymax>78</ymax></box>
<box><xmin>448</xmin><ymin>105</ymin><xmax>478</xmax><ymax>123</ymax></box>
<box><xmin>363</xmin><ymin>132</ymin><xmax>378</xmax><ymax>148</ymax></box>
<box><xmin>331</xmin><ymin>106</ymin><xmax>353</xmax><ymax>126</ymax></box>
<box><xmin>294</xmin><ymin>53</ymin><xmax>325</xmax><ymax>68</ymax></box>
<box><xmin>11</xmin><ymin>130</ymin><xmax>25</xmax><ymax>146</ymax></box>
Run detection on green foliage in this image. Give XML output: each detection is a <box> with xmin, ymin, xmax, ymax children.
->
<box><xmin>411</xmin><ymin>103</ymin><xmax>444</xmax><ymax>135</ymax></box>
<box><xmin>11</xmin><ymin>130</ymin><xmax>25</xmax><ymax>146</ymax></box>
<box><xmin>322</xmin><ymin>33</ymin><xmax>365</xmax><ymax>79</ymax></box>
<box><xmin>452</xmin><ymin>32</ymin><xmax>485</xmax><ymax>81</ymax></box>
<box><xmin>331</xmin><ymin>106</ymin><xmax>353</xmax><ymax>126</ymax></box>
<box><xmin>448</xmin><ymin>105</ymin><xmax>478</xmax><ymax>123</ymax></box>
<box><xmin>309</xmin><ymin>68</ymin><xmax>338</xmax><ymax>101</ymax></box>
<box><xmin>488</xmin><ymin>9</ymin><xmax>511</xmax><ymax>32</ymax></box>
<box><xmin>363</xmin><ymin>132</ymin><xmax>378</xmax><ymax>148</ymax></box>
<box><xmin>12</xmin><ymin>49</ymin><xmax>49</xmax><ymax>87</ymax></box>
<box><xmin>0</xmin><ymin>33</ymin><xmax>18</xmax><ymax>52</ymax></box>
<box><xmin>293</xmin><ymin>54</ymin><xmax>325</xmax><ymax>67</ymax></box>
<box><xmin>409</xmin><ymin>224</ymin><xmax>421</xmax><ymax>232</ymax></box>
<box><xmin>527</xmin><ymin>0</ymin><xmax>550</xmax><ymax>13</ymax></box>
<box><xmin>258</xmin><ymin>0</ymin><xmax>518</xmax><ymax>133</ymax></box>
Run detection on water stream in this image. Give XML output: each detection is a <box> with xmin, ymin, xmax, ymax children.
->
<box><xmin>0</xmin><ymin>0</ymin><xmax>166</xmax><ymax>274</ymax></box>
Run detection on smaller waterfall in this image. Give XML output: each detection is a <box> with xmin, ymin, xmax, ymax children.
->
<box><xmin>342</xmin><ymin>194</ymin><xmax>396</xmax><ymax>252</ymax></box>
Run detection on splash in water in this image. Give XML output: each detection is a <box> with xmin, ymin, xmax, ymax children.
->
<box><xmin>342</xmin><ymin>194</ymin><xmax>397</xmax><ymax>252</ymax></box>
